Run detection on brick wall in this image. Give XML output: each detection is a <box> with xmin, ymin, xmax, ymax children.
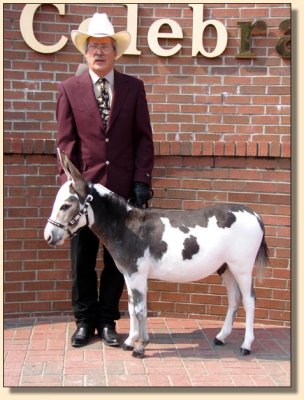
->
<box><xmin>3</xmin><ymin>3</ymin><xmax>291</xmax><ymax>326</ymax></box>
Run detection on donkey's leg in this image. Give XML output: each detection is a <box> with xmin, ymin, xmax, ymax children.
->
<box><xmin>214</xmin><ymin>268</ymin><xmax>242</xmax><ymax>346</ymax></box>
<box><xmin>122</xmin><ymin>280</ymin><xmax>139</xmax><ymax>351</ymax></box>
<box><xmin>233</xmin><ymin>271</ymin><xmax>256</xmax><ymax>356</ymax></box>
<box><xmin>131</xmin><ymin>286</ymin><xmax>149</xmax><ymax>359</ymax></box>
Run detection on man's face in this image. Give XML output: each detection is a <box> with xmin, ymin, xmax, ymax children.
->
<box><xmin>85</xmin><ymin>37</ymin><xmax>116</xmax><ymax>76</ymax></box>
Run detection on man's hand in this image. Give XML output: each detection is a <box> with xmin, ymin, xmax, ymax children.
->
<box><xmin>132</xmin><ymin>182</ymin><xmax>153</xmax><ymax>208</ymax></box>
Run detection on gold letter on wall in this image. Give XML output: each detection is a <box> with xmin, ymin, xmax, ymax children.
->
<box><xmin>189</xmin><ymin>4</ymin><xmax>228</xmax><ymax>58</ymax></box>
<box><xmin>235</xmin><ymin>20</ymin><xmax>267</xmax><ymax>58</ymax></box>
<box><xmin>20</xmin><ymin>3</ymin><xmax>68</xmax><ymax>54</ymax></box>
<box><xmin>275</xmin><ymin>19</ymin><xmax>291</xmax><ymax>59</ymax></box>
<box><xmin>124</xmin><ymin>3</ymin><xmax>141</xmax><ymax>55</ymax></box>
<box><xmin>148</xmin><ymin>19</ymin><xmax>183</xmax><ymax>57</ymax></box>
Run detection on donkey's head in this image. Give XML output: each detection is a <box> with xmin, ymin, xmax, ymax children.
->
<box><xmin>44</xmin><ymin>150</ymin><xmax>93</xmax><ymax>247</ymax></box>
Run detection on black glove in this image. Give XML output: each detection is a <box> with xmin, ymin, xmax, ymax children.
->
<box><xmin>132</xmin><ymin>182</ymin><xmax>153</xmax><ymax>208</ymax></box>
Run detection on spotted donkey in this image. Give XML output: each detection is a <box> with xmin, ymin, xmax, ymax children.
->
<box><xmin>44</xmin><ymin>151</ymin><xmax>269</xmax><ymax>359</ymax></box>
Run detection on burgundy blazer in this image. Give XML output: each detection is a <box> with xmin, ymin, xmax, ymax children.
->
<box><xmin>56</xmin><ymin>69</ymin><xmax>154</xmax><ymax>199</ymax></box>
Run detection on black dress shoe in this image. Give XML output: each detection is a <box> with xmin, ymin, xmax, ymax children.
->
<box><xmin>98</xmin><ymin>325</ymin><xmax>120</xmax><ymax>347</ymax></box>
<box><xmin>71</xmin><ymin>326</ymin><xmax>94</xmax><ymax>347</ymax></box>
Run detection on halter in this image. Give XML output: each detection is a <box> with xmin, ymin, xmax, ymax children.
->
<box><xmin>47</xmin><ymin>193</ymin><xmax>94</xmax><ymax>239</ymax></box>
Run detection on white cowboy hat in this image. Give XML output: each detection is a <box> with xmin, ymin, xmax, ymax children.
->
<box><xmin>71</xmin><ymin>13</ymin><xmax>131</xmax><ymax>59</ymax></box>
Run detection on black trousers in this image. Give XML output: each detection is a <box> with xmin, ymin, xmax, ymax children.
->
<box><xmin>71</xmin><ymin>226</ymin><xmax>125</xmax><ymax>329</ymax></box>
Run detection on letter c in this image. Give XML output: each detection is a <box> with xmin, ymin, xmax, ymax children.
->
<box><xmin>20</xmin><ymin>3</ymin><xmax>68</xmax><ymax>54</ymax></box>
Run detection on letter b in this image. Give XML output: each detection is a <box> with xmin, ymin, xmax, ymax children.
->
<box><xmin>189</xmin><ymin>4</ymin><xmax>228</xmax><ymax>58</ymax></box>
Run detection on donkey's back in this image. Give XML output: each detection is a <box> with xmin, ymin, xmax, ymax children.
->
<box><xmin>135</xmin><ymin>203</ymin><xmax>266</xmax><ymax>283</ymax></box>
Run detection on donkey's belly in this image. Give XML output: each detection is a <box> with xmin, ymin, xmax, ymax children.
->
<box><xmin>148</xmin><ymin>256</ymin><xmax>221</xmax><ymax>283</ymax></box>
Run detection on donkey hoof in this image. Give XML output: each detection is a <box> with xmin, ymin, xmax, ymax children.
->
<box><xmin>132</xmin><ymin>350</ymin><xmax>145</xmax><ymax>359</ymax></box>
<box><xmin>121</xmin><ymin>343</ymin><xmax>134</xmax><ymax>351</ymax></box>
<box><xmin>214</xmin><ymin>337</ymin><xmax>225</xmax><ymax>346</ymax></box>
<box><xmin>240</xmin><ymin>348</ymin><xmax>251</xmax><ymax>356</ymax></box>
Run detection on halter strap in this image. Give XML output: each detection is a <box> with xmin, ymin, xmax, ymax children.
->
<box><xmin>48</xmin><ymin>193</ymin><xmax>93</xmax><ymax>239</ymax></box>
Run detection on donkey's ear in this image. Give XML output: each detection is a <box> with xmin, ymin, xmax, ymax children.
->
<box><xmin>57</xmin><ymin>149</ymin><xmax>86</xmax><ymax>198</ymax></box>
<box><xmin>57</xmin><ymin>148</ymin><xmax>72</xmax><ymax>181</ymax></box>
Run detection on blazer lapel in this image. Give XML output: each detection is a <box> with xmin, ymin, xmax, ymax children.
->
<box><xmin>77</xmin><ymin>71</ymin><xmax>104</xmax><ymax>129</ymax></box>
<box><xmin>107</xmin><ymin>70</ymin><xmax>129</xmax><ymax>132</ymax></box>
<box><xmin>75</xmin><ymin>69</ymin><xmax>129</xmax><ymax>133</ymax></box>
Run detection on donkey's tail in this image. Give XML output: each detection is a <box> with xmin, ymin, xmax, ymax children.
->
<box><xmin>255</xmin><ymin>235</ymin><xmax>269</xmax><ymax>282</ymax></box>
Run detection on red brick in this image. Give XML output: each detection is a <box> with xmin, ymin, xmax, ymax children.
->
<box><xmin>3</xmin><ymin>3</ymin><xmax>291</xmax><ymax>325</ymax></box>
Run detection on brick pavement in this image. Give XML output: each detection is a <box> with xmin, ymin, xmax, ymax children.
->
<box><xmin>3</xmin><ymin>316</ymin><xmax>291</xmax><ymax>387</ymax></box>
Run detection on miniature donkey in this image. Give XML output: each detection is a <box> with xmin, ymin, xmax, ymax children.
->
<box><xmin>44</xmin><ymin>151</ymin><xmax>268</xmax><ymax>358</ymax></box>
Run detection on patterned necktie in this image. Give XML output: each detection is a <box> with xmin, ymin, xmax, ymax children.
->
<box><xmin>96</xmin><ymin>78</ymin><xmax>110</xmax><ymax>129</ymax></box>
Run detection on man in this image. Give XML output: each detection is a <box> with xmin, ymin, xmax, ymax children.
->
<box><xmin>56</xmin><ymin>13</ymin><xmax>154</xmax><ymax>348</ymax></box>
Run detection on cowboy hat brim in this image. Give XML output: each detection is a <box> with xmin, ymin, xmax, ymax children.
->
<box><xmin>71</xmin><ymin>17</ymin><xmax>131</xmax><ymax>59</ymax></box>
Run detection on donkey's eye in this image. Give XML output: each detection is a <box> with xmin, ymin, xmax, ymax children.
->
<box><xmin>60</xmin><ymin>204</ymin><xmax>71</xmax><ymax>211</ymax></box>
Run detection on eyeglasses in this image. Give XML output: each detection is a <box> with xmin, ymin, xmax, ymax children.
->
<box><xmin>87</xmin><ymin>44</ymin><xmax>114</xmax><ymax>53</ymax></box>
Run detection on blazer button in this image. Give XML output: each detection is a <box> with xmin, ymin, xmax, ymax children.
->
<box><xmin>105</xmin><ymin>161</ymin><xmax>110</xmax><ymax>166</ymax></box>
<box><xmin>105</xmin><ymin>138</ymin><xmax>110</xmax><ymax>142</ymax></box>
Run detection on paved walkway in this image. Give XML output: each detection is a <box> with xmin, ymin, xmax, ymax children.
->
<box><xmin>3</xmin><ymin>316</ymin><xmax>290</xmax><ymax>387</ymax></box>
